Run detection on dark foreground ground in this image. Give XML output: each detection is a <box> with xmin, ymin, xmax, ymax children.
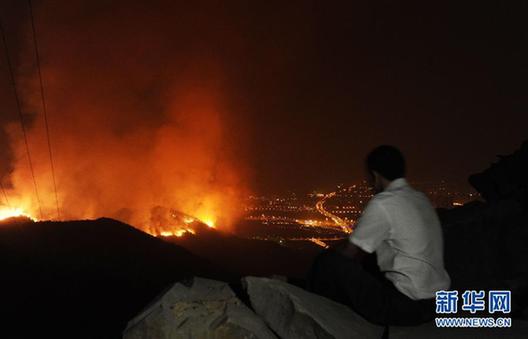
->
<box><xmin>0</xmin><ymin>218</ymin><xmax>218</xmax><ymax>338</ymax></box>
<box><xmin>0</xmin><ymin>217</ymin><xmax>320</xmax><ymax>338</ymax></box>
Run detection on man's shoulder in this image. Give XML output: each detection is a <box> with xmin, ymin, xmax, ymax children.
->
<box><xmin>372</xmin><ymin>187</ymin><xmax>429</xmax><ymax>209</ymax></box>
<box><xmin>370</xmin><ymin>191</ymin><xmax>398</xmax><ymax>205</ymax></box>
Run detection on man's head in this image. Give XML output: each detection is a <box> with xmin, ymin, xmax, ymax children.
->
<box><xmin>365</xmin><ymin>145</ymin><xmax>406</xmax><ymax>192</ymax></box>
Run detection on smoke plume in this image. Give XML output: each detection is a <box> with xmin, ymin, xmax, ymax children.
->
<box><xmin>2</xmin><ymin>0</ymin><xmax>250</xmax><ymax>234</ymax></box>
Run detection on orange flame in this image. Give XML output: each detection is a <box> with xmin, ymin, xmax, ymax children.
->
<box><xmin>0</xmin><ymin>206</ymin><xmax>35</xmax><ymax>221</ymax></box>
<box><xmin>1</xmin><ymin>2</ymin><xmax>250</xmax><ymax>234</ymax></box>
<box><xmin>159</xmin><ymin>228</ymin><xmax>196</xmax><ymax>238</ymax></box>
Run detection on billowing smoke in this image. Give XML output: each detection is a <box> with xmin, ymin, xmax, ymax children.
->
<box><xmin>2</xmin><ymin>0</ymin><xmax>250</xmax><ymax>234</ymax></box>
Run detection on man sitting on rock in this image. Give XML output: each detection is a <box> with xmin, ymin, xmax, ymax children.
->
<box><xmin>308</xmin><ymin>145</ymin><xmax>451</xmax><ymax>326</ymax></box>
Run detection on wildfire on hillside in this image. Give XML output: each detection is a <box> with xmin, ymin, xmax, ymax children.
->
<box><xmin>0</xmin><ymin>1</ymin><xmax>250</xmax><ymax>236</ymax></box>
<box><xmin>0</xmin><ymin>201</ymin><xmax>216</xmax><ymax>238</ymax></box>
<box><xmin>146</xmin><ymin>209</ymin><xmax>216</xmax><ymax>237</ymax></box>
<box><xmin>0</xmin><ymin>206</ymin><xmax>35</xmax><ymax>222</ymax></box>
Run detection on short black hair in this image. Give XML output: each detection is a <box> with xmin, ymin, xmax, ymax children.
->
<box><xmin>366</xmin><ymin>145</ymin><xmax>406</xmax><ymax>180</ymax></box>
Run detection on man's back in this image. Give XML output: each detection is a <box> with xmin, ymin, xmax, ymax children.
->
<box><xmin>350</xmin><ymin>178</ymin><xmax>451</xmax><ymax>300</ymax></box>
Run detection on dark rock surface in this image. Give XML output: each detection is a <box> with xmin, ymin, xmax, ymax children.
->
<box><xmin>124</xmin><ymin>277</ymin><xmax>277</xmax><ymax>339</ymax></box>
<box><xmin>438</xmin><ymin>140</ymin><xmax>528</xmax><ymax>316</ymax></box>
<box><xmin>440</xmin><ymin>200</ymin><xmax>528</xmax><ymax>291</ymax></box>
<box><xmin>469</xmin><ymin>140</ymin><xmax>528</xmax><ymax>204</ymax></box>
<box><xmin>243</xmin><ymin>276</ymin><xmax>384</xmax><ymax>339</ymax></box>
<box><xmin>125</xmin><ymin>276</ymin><xmax>385</xmax><ymax>339</ymax></box>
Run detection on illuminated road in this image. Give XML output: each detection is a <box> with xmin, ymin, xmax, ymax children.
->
<box><xmin>315</xmin><ymin>192</ymin><xmax>352</xmax><ymax>233</ymax></box>
<box><xmin>245</xmin><ymin>215</ymin><xmax>343</xmax><ymax>230</ymax></box>
<box><xmin>291</xmin><ymin>236</ymin><xmax>344</xmax><ymax>248</ymax></box>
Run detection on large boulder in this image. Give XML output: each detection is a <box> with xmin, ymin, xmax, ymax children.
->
<box><xmin>437</xmin><ymin>142</ymin><xmax>528</xmax><ymax>317</ymax></box>
<box><xmin>439</xmin><ymin>199</ymin><xmax>528</xmax><ymax>291</ymax></box>
<box><xmin>123</xmin><ymin>277</ymin><xmax>277</xmax><ymax>339</ymax></box>
<box><xmin>469</xmin><ymin>140</ymin><xmax>528</xmax><ymax>205</ymax></box>
<box><xmin>243</xmin><ymin>276</ymin><xmax>384</xmax><ymax>339</ymax></box>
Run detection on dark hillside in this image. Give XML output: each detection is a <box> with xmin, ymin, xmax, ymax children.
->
<box><xmin>167</xmin><ymin>223</ymin><xmax>322</xmax><ymax>279</ymax></box>
<box><xmin>0</xmin><ymin>217</ymin><xmax>225</xmax><ymax>338</ymax></box>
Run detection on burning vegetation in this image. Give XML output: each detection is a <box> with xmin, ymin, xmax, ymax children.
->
<box><xmin>0</xmin><ymin>1</ymin><xmax>249</xmax><ymax>235</ymax></box>
<box><xmin>0</xmin><ymin>206</ymin><xmax>34</xmax><ymax>222</ymax></box>
<box><xmin>147</xmin><ymin>208</ymin><xmax>215</xmax><ymax>237</ymax></box>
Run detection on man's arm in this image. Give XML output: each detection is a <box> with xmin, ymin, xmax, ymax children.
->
<box><xmin>347</xmin><ymin>198</ymin><xmax>390</xmax><ymax>254</ymax></box>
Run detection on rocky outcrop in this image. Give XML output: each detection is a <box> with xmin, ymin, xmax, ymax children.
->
<box><xmin>438</xmin><ymin>140</ymin><xmax>528</xmax><ymax>315</ymax></box>
<box><xmin>440</xmin><ymin>199</ymin><xmax>528</xmax><ymax>291</ymax></box>
<box><xmin>243</xmin><ymin>277</ymin><xmax>384</xmax><ymax>339</ymax></box>
<box><xmin>123</xmin><ymin>277</ymin><xmax>277</xmax><ymax>339</ymax></box>
<box><xmin>124</xmin><ymin>276</ymin><xmax>385</xmax><ymax>339</ymax></box>
<box><xmin>469</xmin><ymin>140</ymin><xmax>528</xmax><ymax>204</ymax></box>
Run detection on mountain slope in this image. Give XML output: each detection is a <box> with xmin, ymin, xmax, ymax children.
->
<box><xmin>0</xmin><ymin>217</ymin><xmax>224</xmax><ymax>338</ymax></box>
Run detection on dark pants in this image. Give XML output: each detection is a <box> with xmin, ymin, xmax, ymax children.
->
<box><xmin>307</xmin><ymin>249</ymin><xmax>434</xmax><ymax>326</ymax></box>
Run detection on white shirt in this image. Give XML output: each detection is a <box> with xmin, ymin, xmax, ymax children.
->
<box><xmin>349</xmin><ymin>178</ymin><xmax>450</xmax><ymax>300</ymax></box>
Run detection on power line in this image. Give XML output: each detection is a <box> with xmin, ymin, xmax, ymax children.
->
<box><xmin>0</xmin><ymin>175</ymin><xmax>10</xmax><ymax>208</ymax></box>
<box><xmin>28</xmin><ymin>0</ymin><xmax>61</xmax><ymax>219</ymax></box>
<box><xmin>0</xmin><ymin>19</ymin><xmax>43</xmax><ymax>219</ymax></box>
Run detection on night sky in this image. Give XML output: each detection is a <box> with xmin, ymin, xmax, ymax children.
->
<box><xmin>1</xmin><ymin>0</ymin><xmax>527</xmax><ymax>195</ymax></box>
